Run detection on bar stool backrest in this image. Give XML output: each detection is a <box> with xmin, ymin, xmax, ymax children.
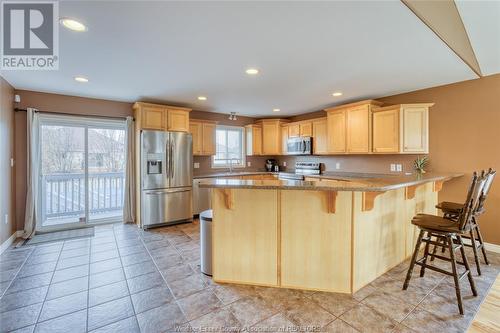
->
<box><xmin>476</xmin><ymin>168</ymin><xmax>496</xmax><ymax>213</ymax></box>
<box><xmin>458</xmin><ymin>172</ymin><xmax>487</xmax><ymax>231</ymax></box>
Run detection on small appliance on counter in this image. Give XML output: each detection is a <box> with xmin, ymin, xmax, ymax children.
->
<box><xmin>278</xmin><ymin>162</ymin><xmax>321</xmax><ymax>180</ymax></box>
<box><xmin>265</xmin><ymin>159</ymin><xmax>279</xmax><ymax>172</ymax></box>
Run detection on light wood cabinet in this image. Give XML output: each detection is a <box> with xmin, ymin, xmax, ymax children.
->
<box><xmin>257</xmin><ymin>119</ymin><xmax>289</xmax><ymax>155</ymax></box>
<box><xmin>133</xmin><ymin>102</ymin><xmax>191</xmax><ymax>132</ymax></box>
<box><xmin>372</xmin><ymin>104</ymin><xmax>433</xmax><ymax>154</ymax></box>
<box><xmin>281</xmin><ymin>125</ymin><xmax>289</xmax><ymax>154</ymax></box>
<box><xmin>167</xmin><ymin>108</ymin><xmax>190</xmax><ymax>132</ymax></box>
<box><xmin>288</xmin><ymin>123</ymin><xmax>300</xmax><ymax>138</ymax></box>
<box><xmin>346</xmin><ymin>105</ymin><xmax>372</xmax><ymax>153</ymax></box>
<box><xmin>245</xmin><ymin>124</ymin><xmax>262</xmax><ymax>156</ymax></box>
<box><xmin>326</xmin><ymin>110</ymin><xmax>347</xmax><ymax>153</ymax></box>
<box><xmin>325</xmin><ymin>100</ymin><xmax>383</xmax><ymax>154</ymax></box>
<box><xmin>190</xmin><ymin>119</ymin><xmax>217</xmax><ymax>156</ymax></box>
<box><xmin>312</xmin><ymin>118</ymin><xmax>328</xmax><ymax>154</ymax></box>
<box><xmin>300</xmin><ymin>122</ymin><xmax>312</xmax><ymax>137</ymax></box>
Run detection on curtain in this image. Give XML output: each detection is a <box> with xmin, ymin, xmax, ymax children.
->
<box><xmin>22</xmin><ymin>108</ymin><xmax>40</xmax><ymax>239</ymax></box>
<box><xmin>123</xmin><ymin>116</ymin><xmax>136</xmax><ymax>223</ymax></box>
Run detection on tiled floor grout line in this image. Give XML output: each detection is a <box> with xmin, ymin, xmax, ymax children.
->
<box><xmin>0</xmin><ymin>246</ymin><xmax>35</xmax><ymax>300</ymax></box>
<box><xmin>111</xmin><ymin>224</ymin><xmax>142</xmax><ymax>333</ymax></box>
<box><xmin>33</xmin><ymin>239</ymin><xmax>65</xmax><ymax>328</ymax></box>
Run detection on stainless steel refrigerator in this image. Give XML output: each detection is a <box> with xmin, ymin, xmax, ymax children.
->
<box><xmin>140</xmin><ymin>130</ymin><xmax>193</xmax><ymax>228</ymax></box>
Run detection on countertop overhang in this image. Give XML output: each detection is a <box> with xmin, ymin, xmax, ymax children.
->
<box><xmin>198</xmin><ymin>172</ymin><xmax>463</xmax><ymax>192</ymax></box>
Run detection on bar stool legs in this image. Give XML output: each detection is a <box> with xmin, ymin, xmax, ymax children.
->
<box><xmin>403</xmin><ymin>231</ymin><xmax>477</xmax><ymax>315</ymax></box>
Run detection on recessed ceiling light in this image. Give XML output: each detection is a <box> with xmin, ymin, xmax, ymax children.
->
<box><xmin>60</xmin><ymin>18</ymin><xmax>87</xmax><ymax>32</ymax></box>
<box><xmin>74</xmin><ymin>76</ymin><xmax>89</xmax><ymax>83</ymax></box>
<box><xmin>245</xmin><ymin>68</ymin><xmax>259</xmax><ymax>75</ymax></box>
<box><xmin>273</xmin><ymin>108</ymin><xmax>280</xmax><ymax>112</ymax></box>
<box><xmin>197</xmin><ymin>96</ymin><xmax>207</xmax><ymax>101</ymax></box>
<box><xmin>332</xmin><ymin>92</ymin><xmax>343</xmax><ymax>97</ymax></box>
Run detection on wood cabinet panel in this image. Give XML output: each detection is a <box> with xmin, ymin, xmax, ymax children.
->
<box><xmin>167</xmin><ymin>109</ymin><xmax>190</xmax><ymax>132</ymax></box>
<box><xmin>299</xmin><ymin>122</ymin><xmax>312</xmax><ymax>137</ymax></box>
<box><xmin>346</xmin><ymin>105</ymin><xmax>371</xmax><ymax>153</ymax></box>
<box><xmin>372</xmin><ymin>108</ymin><xmax>399</xmax><ymax>153</ymax></box>
<box><xmin>281</xmin><ymin>190</ymin><xmax>352</xmax><ymax>292</ymax></box>
<box><xmin>403</xmin><ymin>106</ymin><xmax>428</xmax><ymax>153</ymax></box>
<box><xmin>141</xmin><ymin>106</ymin><xmax>164</xmax><ymax>130</ymax></box>
<box><xmin>190</xmin><ymin>122</ymin><xmax>203</xmax><ymax>155</ymax></box>
<box><xmin>326</xmin><ymin>110</ymin><xmax>346</xmax><ymax>153</ymax></box>
<box><xmin>288</xmin><ymin>124</ymin><xmax>300</xmax><ymax>138</ymax></box>
<box><xmin>246</xmin><ymin>125</ymin><xmax>262</xmax><ymax>156</ymax></box>
<box><xmin>212</xmin><ymin>189</ymin><xmax>278</xmax><ymax>286</ymax></box>
<box><xmin>281</xmin><ymin>125</ymin><xmax>288</xmax><ymax>155</ymax></box>
<box><xmin>202</xmin><ymin>122</ymin><xmax>216</xmax><ymax>155</ymax></box>
<box><xmin>312</xmin><ymin>118</ymin><xmax>328</xmax><ymax>154</ymax></box>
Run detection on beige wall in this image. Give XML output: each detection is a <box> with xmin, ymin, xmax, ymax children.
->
<box><xmin>380</xmin><ymin>74</ymin><xmax>500</xmax><ymax>245</ymax></box>
<box><xmin>0</xmin><ymin>77</ymin><xmax>15</xmax><ymax>245</ymax></box>
<box><xmin>13</xmin><ymin>90</ymin><xmax>133</xmax><ymax>231</ymax></box>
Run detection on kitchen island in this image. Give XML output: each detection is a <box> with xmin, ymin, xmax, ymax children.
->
<box><xmin>200</xmin><ymin>172</ymin><xmax>462</xmax><ymax>294</ymax></box>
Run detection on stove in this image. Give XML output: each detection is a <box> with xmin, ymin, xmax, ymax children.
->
<box><xmin>278</xmin><ymin>162</ymin><xmax>321</xmax><ymax>180</ymax></box>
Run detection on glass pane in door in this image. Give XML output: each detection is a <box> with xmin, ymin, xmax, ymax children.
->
<box><xmin>40</xmin><ymin>124</ymin><xmax>86</xmax><ymax>229</ymax></box>
<box><xmin>88</xmin><ymin>127</ymin><xmax>126</xmax><ymax>223</ymax></box>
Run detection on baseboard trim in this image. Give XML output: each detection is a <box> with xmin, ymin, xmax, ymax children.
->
<box><xmin>485</xmin><ymin>242</ymin><xmax>500</xmax><ymax>254</ymax></box>
<box><xmin>0</xmin><ymin>230</ymin><xmax>23</xmax><ymax>255</ymax></box>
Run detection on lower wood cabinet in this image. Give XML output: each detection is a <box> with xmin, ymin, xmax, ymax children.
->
<box><xmin>212</xmin><ymin>189</ymin><xmax>278</xmax><ymax>286</ymax></box>
<box><xmin>190</xmin><ymin>119</ymin><xmax>216</xmax><ymax>156</ymax></box>
<box><xmin>372</xmin><ymin>103</ymin><xmax>433</xmax><ymax>154</ymax></box>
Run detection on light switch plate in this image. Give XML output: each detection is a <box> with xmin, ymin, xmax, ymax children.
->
<box><xmin>396</xmin><ymin>164</ymin><xmax>402</xmax><ymax>172</ymax></box>
<box><xmin>10</xmin><ymin>158</ymin><xmax>14</xmax><ymax>167</ymax></box>
<box><xmin>390</xmin><ymin>164</ymin><xmax>396</xmax><ymax>172</ymax></box>
<box><xmin>283</xmin><ymin>161</ymin><xmax>287</xmax><ymax>167</ymax></box>
<box><xmin>247</xmin><ymin>161</ymin><xmax>251</xmax><ymax>167</ymax></box>
<box><xmin>335</xmin><ymin>162</ymin><xmax>340</xmax><ymax>170</ymax></box>
<box><xmin>4</xmin><ymin>214</ymin><xmax>9</xmax><ymax>225</ymax></box>
<box><xmin>193</xmin><ymin>162</ymin><xmax>200</xmax><ymax>169</ymax></box>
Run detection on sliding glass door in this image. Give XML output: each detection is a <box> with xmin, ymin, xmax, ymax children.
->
<box><xmin>38</xmin><ymin>115</ymin><xmax>126</xmax><ymax>232</ymax></box>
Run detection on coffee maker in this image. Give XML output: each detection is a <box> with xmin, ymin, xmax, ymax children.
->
<box><xmin>265</xmin><ymin>159</ymin><xmax>279</xmax><ymax>172</ymax></box>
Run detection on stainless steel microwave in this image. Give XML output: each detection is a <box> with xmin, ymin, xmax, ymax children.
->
<box><xmin>286</xmin><ymin>137</ymin><xmax>312</xmax><ymax>155</ymax></box>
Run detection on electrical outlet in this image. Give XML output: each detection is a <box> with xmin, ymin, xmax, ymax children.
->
<box><xmin>4</xmin><ymin>214</ymin><xmax>8</xmax><ymax>225</ymax></box>
<box><xmin>335</xmin><ymin>162</ymin><xmax>340</xmax><ymax>170</ymax></box>
<box><xmin>283</xmin><ymin>161</ymin><xmax>287</xmax><ymax>167</ymax></box>
<box><xmin>390</xmin><ymin>164</ymin><xmax>396</xmax><ymax>172</ymax></box>
<box><xmin>10</xmin><ymin>158</ymin><xmax>14</xmax><ymax>167</ymax></box>
<box><xmin>193</xmin><ymin>162</ymin><xmax>200</xmax><ymax>169</ymax></box>
<box><xmin>396</xmin><ymin>164</ymin><xmax>402</xmax><ymax>172</ymax></box>
<box><xmin>247</xmin><ymin>161</ymin><xmax>251</xmax><ymax>167</ymax></box>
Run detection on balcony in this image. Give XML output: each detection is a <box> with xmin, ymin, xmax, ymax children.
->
<box><xmin>41</xmin><ymin>172</ymin><xmax>125</xmax><ymax>226</ymax></box>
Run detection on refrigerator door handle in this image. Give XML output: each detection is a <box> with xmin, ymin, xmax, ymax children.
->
<box><xmin>169</xmin><ymin>141</ymin><xmax>174</xmax><ymax>180</ymax></box>
<box><xmin>144</xmin><ymin>188</ymin><xmax>191</xmax><ymax>195</ymax></box>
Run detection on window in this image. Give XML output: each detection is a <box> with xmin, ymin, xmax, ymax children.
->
<box><xmin>212</xmin><ymin>125</ymin><xmax>245</xmax><ymax>168</ymax></box>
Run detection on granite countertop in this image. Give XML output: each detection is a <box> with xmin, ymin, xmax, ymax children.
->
<box><xmin>193</xmin><ymin>170</ymin><xmax>275</xmax><ymax>179</ymax></box>
<box><xmin>198</xmin><ymin>172</ymin><xmax>463</xmax><ymax>192</ymax></box>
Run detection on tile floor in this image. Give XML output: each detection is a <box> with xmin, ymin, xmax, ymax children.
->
<box><xmin>0</xmin><ymin>221</ymin><xmax>499</xmax><ymax>333</ymax></box>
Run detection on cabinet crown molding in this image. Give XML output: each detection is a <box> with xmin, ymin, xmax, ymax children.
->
<box><xmin>133</xmin><ymin>101</ymin><xmax>192</xmax><ymax>112</ymax></box>
<box><xmin>190</xmin><ymin>118</ymin><xmax>218</xmax><ymax>124</ymax></box>
<box><xmin>372</xmin><ymin>103</ymin><xmax>435</xmax><ymax>112</ymax></box>
<box><xmin>324</xmin><ymin>99</ymin><xmax>383</xmax><ymax>112</ymax></box>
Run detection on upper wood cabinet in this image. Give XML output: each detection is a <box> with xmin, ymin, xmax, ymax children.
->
<box><xmin>288</xmin><ymin>124</ymin><xmax>300</xmax><ymax>138</ymax></box>
<box><xmin>245</xmin><ymin>124</ymin><xmax>262</xmax><ymax>156</ymax></box>
<box><xmin>133</xmin><ymin>102</ymin><xmax>191</xmax><ymax>132</ymax></box>
<box><xmin>281</xmin><ymin>125</ymin><xmax>289</xmax><ymax>155</ymax></box>
<box><xmin>325</xmin><ymin>100</ymin><xmax>383</xmax><ymax>154</ymax></box>
<box><xmin>326</xmin><ymin>110</ymin><xmax>346</xmax><ymax>153</ymax></box>
<box><xmin>257</xmin><ymin>119</ymin><xmax>290</xmax><ymax>155</ymax></box>
<box><xmin>312</xmin><ymin>118</ymin><xmax>328</xmax><ymax>154</ymax></box>
<box><xmin>300</xmin><ymin>122</ymin><xmax>313</xmax><ymax>137</ymax></box>
<box><xmin>372</xmin><ymin>104</ymin><xmax>433</xmax><ymax>154</ymax></box>
<box><xmin>190</xmin><ymin>119</ymin><xmax>217</xmax><ymax>156</ymax></box>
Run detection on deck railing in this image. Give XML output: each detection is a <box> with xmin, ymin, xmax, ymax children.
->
<box><xmin>41</xmin><ymin>172</ymin><xmax>124</xmax><ymax>221</ymax></box>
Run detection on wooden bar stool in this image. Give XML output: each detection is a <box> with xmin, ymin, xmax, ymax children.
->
<box><xmin>434</xmin><ymin>169</ymin><xmax>496</xmax><ymax>275</ymax></box>
<box><xmin>403</xmin><ymin>172</ymin><xmax>487</xmax><ymax>314</ymax></box>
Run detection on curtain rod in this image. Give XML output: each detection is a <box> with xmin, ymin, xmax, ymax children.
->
<box><xmin>14</xmin><ymin>108</ymin><xmax>133</xmax><ymax>121</ymax></box>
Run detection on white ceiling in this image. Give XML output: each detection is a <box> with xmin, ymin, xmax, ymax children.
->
<box><xmin>1</xmin><ymin>1</ymin><xmax>498</xmax><ymax>117</ymax></box>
